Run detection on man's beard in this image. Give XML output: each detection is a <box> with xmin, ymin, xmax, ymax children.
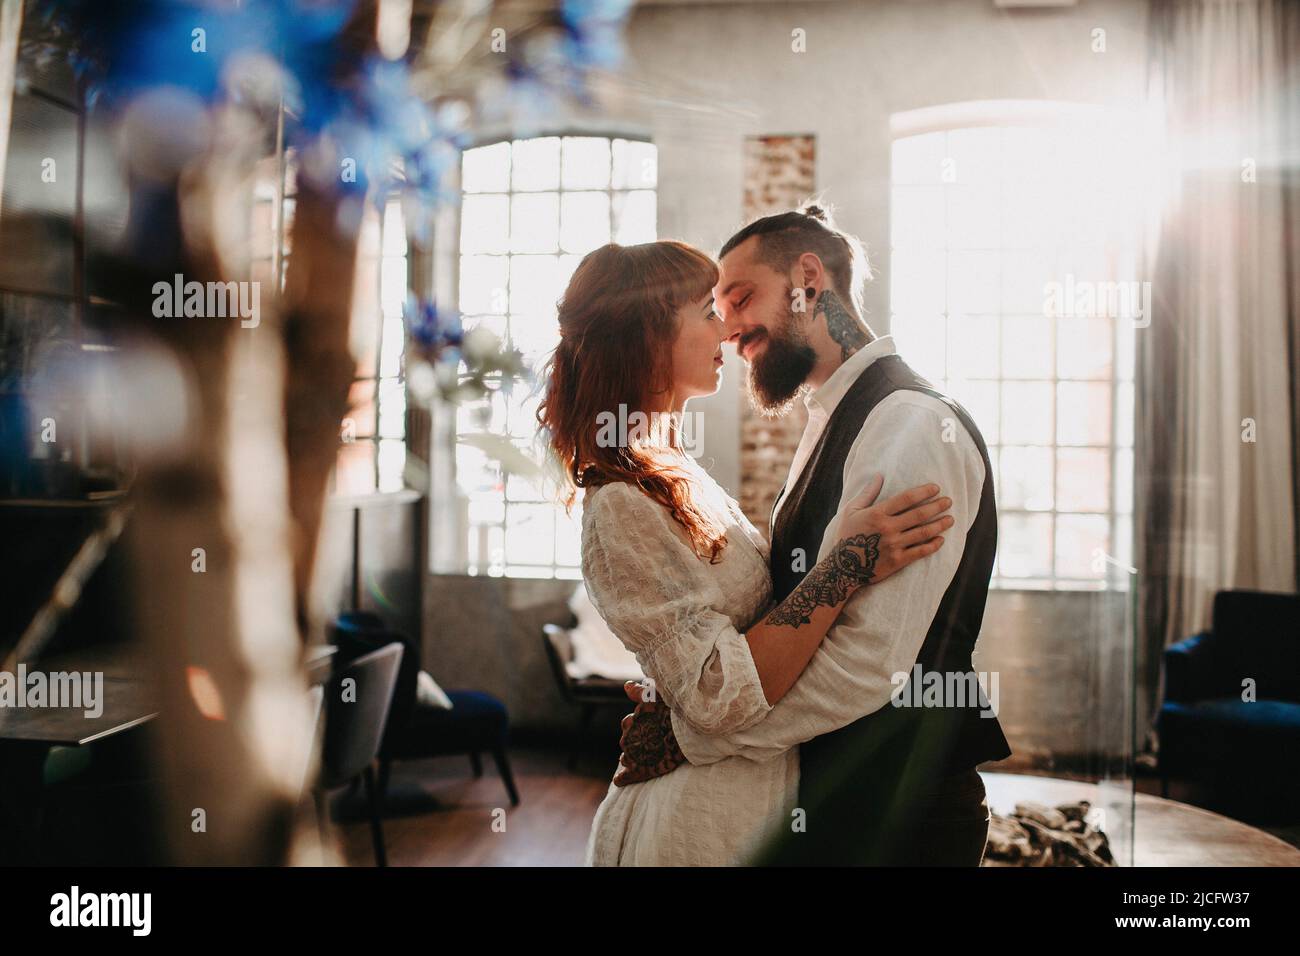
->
<box><xmin>745</xmin><ymin>293</ymin><xmax>817</xmax><ymax>417</ymax></box>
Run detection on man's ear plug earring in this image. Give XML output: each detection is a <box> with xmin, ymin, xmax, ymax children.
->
<box><xmin>805</xmin><ymin>286</ymin><xmax>816</xmax><ymax>300</ymax></box>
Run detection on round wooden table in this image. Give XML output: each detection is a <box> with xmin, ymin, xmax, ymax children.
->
<box><xmin>982</xmin><ymin>772</ymin><xmax>1300</xmax><ymax>867</ymax></box>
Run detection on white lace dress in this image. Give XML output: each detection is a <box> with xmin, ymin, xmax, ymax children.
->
<box><xmin>580</xmin><ymin>460</ymin><xmax>800</xmax><ymax>866</ymax></box>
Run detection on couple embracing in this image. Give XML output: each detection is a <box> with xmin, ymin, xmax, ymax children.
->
<box><xmin>538</xmin><ymin>204</ymin><xmax>1011</xmax><ymax>866</ymax></box>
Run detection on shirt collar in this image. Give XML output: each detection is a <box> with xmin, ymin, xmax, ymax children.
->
<box><xmin>805</xmin><ymin>335</ymin><xmax>897</xmax><ymax>417</ymax></box>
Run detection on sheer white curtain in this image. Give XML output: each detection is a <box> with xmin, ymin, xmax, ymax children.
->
<box><xmin>1138</xmin><ymin>0</ymin><xmax>1300</xmax><ymax>690</ymax></box>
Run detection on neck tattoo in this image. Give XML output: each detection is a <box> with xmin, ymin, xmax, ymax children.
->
<box><xmin>814</xmin><ymin>289</ymin><xmax>869</xmax><ymax>361</ymax></box>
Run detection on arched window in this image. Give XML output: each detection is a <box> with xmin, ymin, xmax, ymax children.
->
<box><xmin>889</xmin><ymin>102</ymin><xmax>1142</xmax><ymax>590</ymax></box>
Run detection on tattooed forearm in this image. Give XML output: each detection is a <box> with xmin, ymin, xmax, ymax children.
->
<box><xmin>766</xmin><ymin>532</ymin><xmax>881</xmax><ymax>627</ymax></box>
<box><xmin>815</xmin><ymin>289</ymin><xmax>869</xmax><ymax>360</ymax></box>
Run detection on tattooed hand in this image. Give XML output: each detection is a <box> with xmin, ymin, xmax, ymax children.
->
<box><xmin>831</xmin><ymin>476</ymin><xmax>953</xmax><ymax>587</ymax></box>
<box><xmin>613</xmin><ymin>681</ymin><xmax>686</xmax><ymax>787</ymax></box>
<box><xmin>766</xmin><ymin>476</ymin><xmax>953</xmax><ymax>628</ymax></box>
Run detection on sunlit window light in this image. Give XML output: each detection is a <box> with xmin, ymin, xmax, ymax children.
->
<box><xmin>889</xmin><ymin>107</ymin><xmax>1139</xmax><ymax>591</ymax></box>
<box><xmin>455</xmin><ymin>135</ymin><xmax>657</xmax><ymax>578</ymax></box>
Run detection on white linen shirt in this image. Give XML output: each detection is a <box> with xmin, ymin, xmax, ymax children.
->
<box><xmin>671</xmin><ymin>336</ymin><xmax>988</xmax><ymax>764</ymax></box>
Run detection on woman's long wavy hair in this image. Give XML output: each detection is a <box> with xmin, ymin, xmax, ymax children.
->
<box><xmin>537</xmin><ymin>241</ymin><xmax>728</xmax><ymax>562</ymax></box>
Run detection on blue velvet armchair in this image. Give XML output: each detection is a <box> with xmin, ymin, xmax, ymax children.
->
<box><xmin>1156</xmin><ymin>590</ymin><xmax>1300</xmax><ymax>821</ymax></box>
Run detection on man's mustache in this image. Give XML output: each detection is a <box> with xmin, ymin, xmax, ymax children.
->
<box><xmin>738</xmin><ymin>329</ymin><xmax>767</xmax><ymax>356</ymax></box>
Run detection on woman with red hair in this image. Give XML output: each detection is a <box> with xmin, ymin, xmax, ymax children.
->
<box><xmin>538</xmin><ymin>241</ymin><xmax>952</xmax><ymax>866</ymax></box>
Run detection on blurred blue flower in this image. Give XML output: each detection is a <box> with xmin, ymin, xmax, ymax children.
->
<box><xmin>406</xmin><ymin>297</ymin><xmax>463</xmax><ymax>356</ymax></box>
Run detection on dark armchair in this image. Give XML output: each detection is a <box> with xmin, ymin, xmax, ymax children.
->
<box><xmin>542</xmin><ymin>622</ymin><xmax>639</xmax><ymax>769</ymax></box>
<box><xmin>1156</xmin><ymin>589</ymin><xmax>1300</xmax><ymax>820</ymax></box>
<box><xmin>329</xmin><ymin>612</ymin><xmax>519</xmax><ymax>809</ymax></box>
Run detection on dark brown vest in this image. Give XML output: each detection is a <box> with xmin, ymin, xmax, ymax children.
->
<box><xmin>769</xmin><ymin>354</ymin><xmax>1012</xmax><ymax>805</ymax></box>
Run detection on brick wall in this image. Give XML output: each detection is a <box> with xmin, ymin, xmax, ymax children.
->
<box><xmin>737</xmin><ymin>135</ymin><xmax>815</xmax><ymax>534</ymax></box>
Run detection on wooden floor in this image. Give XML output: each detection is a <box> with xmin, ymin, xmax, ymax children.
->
<box><xmin>330</xmin><ymin>747</ymin><xmax>1300</xmax><ymax>867</ymax></box>
<box><xmin>331</xmin><ymin>748</ymin><xmax>611</xmax><ymax>866</ymax></box>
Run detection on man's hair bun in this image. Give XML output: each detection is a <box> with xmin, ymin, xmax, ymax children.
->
<box><xmin>800</xmin><ymin>201</ymin><xmax>831</xmax><ymax>223</ymax></box>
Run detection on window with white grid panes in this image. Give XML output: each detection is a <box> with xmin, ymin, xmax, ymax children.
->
<box><xmin>889</xmin><ymin>123</ymin><xmax>1135</xmax><ymax>590</ymax></box>
<box><xmin>249</xmin><ymin>151</ymin><xmax>409</xmax><ymax>495</ymax></box>
<box><xmin>457</xmin><ymin>136</ymin><xmax>658</xmax><ymax>577</ymax></box>
<box><xmin>336</xmin><ymin>194</ymin><xmax>409</xmax><ymax>494</ymax></box>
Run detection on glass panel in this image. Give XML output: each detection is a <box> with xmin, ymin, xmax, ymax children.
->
<box><xmin>946</xmin><ymin>379</ymin><xmax>999</xmax><ymax>446</ymax></box>
<box><xmin>467</xmin><ymin>493</ymin><xmax>505</xmax><ymax>527</ymax></box>
<box><xmin>947</xmin><ymin>314</ymin><xmax>999</xmax><ymax>379</ymax></box>
<box><xmin>467</xmin><ymin>521</ymin><xmax>505</xmax><ymax>575</ymax></box>
<box><xmin>891</xmin><ymin>186</ymin><xmax>944</xmax><ymax>249</ymax></box>
<box><xmin>560</xmin><ymin>191</ymin><xmax>611</xmax><ymax>253</ymax></box>
<box><xmin>613</xmin><ymin>190</ymin><xmax>656</xmax><ymax>244</ymax></box>
<box><xmin>612</xmin><ymin>139</ymin><xmax>657</xmax><ymax>189</ymax></box>
<box><xmin>1000</xmin><ymin>249</ymin><xmax>1056</xmax><ymax>312</ymax></box>
<box><xmin>1001</xmin><ymin>381</ymin><xmax>1053</xmax><ymax>444</ymax></box>
<box><xmin>946</xmin><ymin>184</ymin><xmax>1000</xmax><ymax>249</ymax></box>
<box><xmin>459</xmin><ymin>255</ymin><xmax>509</xmax><ymax>315</ymax></box>
<box><xmin>946</xmin><ymin>126</ymin><xmax>1002</xmax><ymax>184</ymax></box>
<box><xmin>1000</xmin><ymin>125</ymin><xmax>1055</xmax><ymax>186</ymax></box>
<box><xmin>462</xmin><ymin>141</ymin><xmax>511</xmax><ymax>193</ymax></box>
<box><xmin>1001</xmin><ymin>181</ymin><xmax>1058</xmax><ymax>251</ymax></box>
<box><xmin>334</xmin><ymin>442</ymin><xmax>377</xmax><ymax>495</ymax></box>
<box><xmin>891</xmin><ymin>131</ymin><xmax>946</xmax><ymax>185</ymax></box>
<box><xmin>1115</xmin><ymin>380</ymin><xmax>1134</xmax><ymax>447</ymax></box>
<box><xmin>1114</xmin><ymin>512</ymin><xmax>1134</xmax><ymax>569</ymax></box>
<box><xmin>1114</xmin><ymin>447</ymin><xmax>1134</xmax><ymax>514</ymax></box>
<box><xmin>377</xmin><ymin>437</ymin><xmax>406</xmax><ymax>492</ymax></box>
<box><xmin>380</xmin><ymin>255</ymin><xmax>407</xmax><ymax>317</ymax></box>
<box><xmin>890</xmin><ymin>249</ymin><xmax>945</xmax><ymax>315</ymax></box>
<box><xmin>1057</xmin><ymin>316</ymin><xmax>1113</xmax><ymax>380</ymax></box>
<box><xmin>555</xmin><ymin>509</ymin><xmax>582</xmax><ymax>567</ymax></box>
<box><xmin>1056</xmin><ymin>513</ymin><xmax>1110</xmax><ymax>580</ymax></box>
<box><xmin>1056</xmin><ymin>447</ymin><xmax>1110</xmax><ymax>512</ymax></box>
<box><xmin>510</xmin><ymin>312</ymin><xmax>560</xmax><ymax>367</ymax></box>
<box><xmin>999</xmin><ymin>445</ymin><xmax>1053</xmax><ymax>511</ymax></box>
<box><xmin>508</xmin><ymin>391</ymin><xmax>543</xmax><ymax>441</ymax></box>
<box><xmin>510</xmin><ymin>136</ymin><xmax>561</xmax><ymax>192</ymax></box>
<box><xmin>461</xmin><ymin>314</ymin><xmax>507</xmax><ymax>339</ymax></box>
<box><xmin>382</xmin><ymin>199</ymin><xmax>407</xmax><ymax>255</ymax></box>
<box><xmin>561</xmin><ymin>136</ymin><xmax>611</xmax><ymax>189</ymax></box>
<box><xmin>1115</xmin><ymin>317</ymin><xmax>1136</xmax><ymax>381</ymax></box>
<box><xmin>509</xmin><ymin>256</ymin><xmax>561</xmax><ymax>318</ymax></box>
<box><xmin>558</xmin><ymin>254</ymin><xmax>583</xmax><ymax>294</ymax></box>
<box><xmin>509</xmin><ymin>193</ymin><xmax>559</xmax><ymax>253</ymax></box>
<box><xmin>505</xmin><ymin>503</ymin><xmax>556</xmax><ymax>565</ymax></box>
<box><xmin>377</xmin><ymin>377</ymin><xmax>405</xmax><ymax>439</ymax></box>
<box><xmin>456</xmin><ymin>440</ymin><xmax>499</xmax><ymax>496</ymax></box>
<box><xmin>890</xmin><ymin>314</ymin><xmax>946</xmax><ymax>383</ymax></box>
<box><xmin>380</xmin><ymin>314</ymin><xmax>404</xmax><ymax>378</ymax></box>
<box><xmin>947</xmin><ymin>250</ymin><xmax>999</xmax><ymax>315</ymax></box>
<box><xmin>998</xmin><ymin>513</ymin><xmax>1053</xmax><ymax>578</ymax></box>
<box><xmin>1001</xmin><ymin>315</ymin><xmax>1053</xmax><ymax>379</ymax></box>
<box><xmin>1056</xmin><ymin>381</ymin><xmax>1112</xmax><ymax>446</ymax></box>
<box><xmin>506</xmin><ymin>468</ymin><xmax>546</xmax><ymax>502</ymax></box>
<box><xmin>459</xmin><ymin>194</ymin><xmax>509</xmax><ymax>254</ymax></box>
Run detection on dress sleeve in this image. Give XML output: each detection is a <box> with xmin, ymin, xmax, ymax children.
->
<box><xmin>581</xmin><ymin>482</ymin><xmax>772</xmax><ymax>737</ymax></box>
